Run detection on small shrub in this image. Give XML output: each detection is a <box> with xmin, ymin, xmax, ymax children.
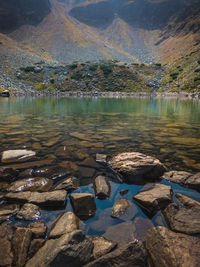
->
<box><xmin>194</xmin><ymin>77</ymin><xmax>200</xmax><ymax>82</ymax></box>
<box><xmin>69</xmin><ymin>63</ymin><xmax>78</xmax><ymax>70</ymax></box>
<box><xmin>89</xmin><ymin>64</ymin><xmax>98</xmax><ymax>71</ymax></box>
<box><xmin>170</xmin><ymin>72</ymin><xmax>179</xmax><ymax>80</ymax></box>
<box><xmin>20</xmin><ymin>66</ymin><xmax>35</xmax><ymax>72</ymax></box>
<box><xmin>155</xmin><ymin>63</ymin><xmax>161</xmax><ymax>67</ymax></box>
<box><xmin>197</xmin><ymin>60</ymin><xmax>200</xmax><ymax>64</ymax></box>
<box><xmin>194</xmin><ymin>68</ymin><xmax>200</xmax><ymax>73</ymax></box>
<box><xmin>50</xmin><ymin>78</ymin><xmax>55</xmax><ymax>84</ymax></box>
<box><xmin>100</xmin><ymin>64</ymin><xmax>113</xmax><ymax>76</ymax></box>
<box><xmin>71</xmin><ymin>72</ymin><xmax>83</xmax><ymax>80</ymax></box>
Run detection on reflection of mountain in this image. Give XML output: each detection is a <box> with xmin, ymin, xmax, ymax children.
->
<box><xmin>0</xmin><ymin>0</ymin><xmax>199</xmax><ymax>64</ymax></box>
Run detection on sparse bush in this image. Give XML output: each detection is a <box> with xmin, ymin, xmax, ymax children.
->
<box><xmin>100</xmin><ymin>64</ymin><xmax>113</xmax><ymax>76</ymax></box>
<box><xmin>20</xmin><ymin>66</ymin><xmax>35</xmax><ymax>72</ymax></box>
<box><xmin>194</xmin><ymin>77</ymin><xmax>200</xmax><ymax>82</ymax></box>
<box><xmin>69</xmin><ymin>63</ymin><xmax>78</xmax><ymax>70</ymax></box>
<box><xmin>89</xmin><ymin>64</ymin><xmax>98</xmax><ymax>71</ymax></box>
<box><xmin>71</xmin><ymin>72</ymin><xmax>83</xmax><ymax>80</ymax></box>
<box><xmin>197</xmin><ymin>60</ymin><xmax>200</xmax><ymax>64</ymax></box>
<box><xmin>50</xmin><ymin>78</ymin><xmax>55</xmax><ymax>84</ymax></box>
<box><xmin>170</xmin><ymin>72</ymin><xmax>179</xmax><ymax>80</ymax></box>
<box><xmin>194</xmin><ymin>68</ymin><xmax>200</xmax><ymax>73</ymax></box>
<box><xmin>155</xmin><ymin>63</ymin><xmax>162</xmax><ymax>67</ymax></box>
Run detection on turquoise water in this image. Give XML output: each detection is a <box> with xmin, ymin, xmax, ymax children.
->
<box><xmin>0</xmin><ymin>97</ymin><xmax>200</xmax><ymax>237</ymax></box>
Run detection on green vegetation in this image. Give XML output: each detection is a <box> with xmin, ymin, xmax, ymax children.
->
<box><xmin>198</xmin><ymin>60</ymin><xmax>200</xmax><ymax>64</ymax></box>
<box><xmin>194</xmin><ymin>68</ymin><xmax>200</xmax><ymax>72</ymax></box>
<box><xmin>100</xmin><ymin>64</ymin><xmax>113</xmax><ymax>76</ymax></box>
<box><xmin>69</xmin><ymin>63</ymin><xmax>78</xmax><ymax>70</ymax></box>
<box><xmin>194</xmin><ymin>77</ymin><xmax>200</xmax><ymax>82</ymax></box>
<box><xmin>20</xmin><ymin>66</ymin><xmax>35</xmax><ymax>72</ymax></box>
<box><xmin>170</xmin><ymin>72</ymin><xmax>179</xmax><ymax>80</ymax></box>
<box><xmin>89</xmin><ymin>64</ymin><xmax>98</xmax><ymax>71</ymax></box>
<box><xmin>155</xmin><ymin>63</ymin><xmax>162</xmax><ymax>67</ymax></box>
<box><xmin>35</xmin><ymin>82</ymin><xmax>55</xmax><ymax>91</ymax></box>
<box><xmin>71</xmin><ymin>72</ymin><xmax>83</xmax><ymax>80</ymax></box>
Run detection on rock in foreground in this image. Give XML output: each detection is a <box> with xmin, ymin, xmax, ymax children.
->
<box><xmin>109</xmin><ymin>152</ymin><xmax>166</xmax><ymax>184</ymax></box>
<box><xmin>16</xmin><ymin>203</ymin><xmax>40</xmax><ymax>221</ymax></box>
<box><xmin>111</xmin><ymin>199</ymin><xmax>132</xmax><ymax>219</ymax></box>
<box><xmin>1</xmin><ymin>150</ymin><xmax>36</xmax><ymax>163</ymax></box>
<box><xmin>26</xmin><ymin>230</ymin><xmax>93</xmax><ymax>267</ymax></box>
<box><xmin>91</xmin><ymin>236</ymin><xmax>117</xmax><ymax>259</ymax></box>
<box><xmin>85</xmin><ymin>240</ymin><xmax>148</xmax><ymax>267</ymax></box>
<box><xmin>133</xmin><ymin>184</ymin><xmax>172</xmax><ymax>215</ymax></box>
<box><xmin>94</xmin><ymin>176</ymin><xmax>110</xmax><ymax>199</ymax></box>
<box><xmin>146</xmin><ymin>226</ymin><xmax>200</xmax><ymax>267</ymax></box>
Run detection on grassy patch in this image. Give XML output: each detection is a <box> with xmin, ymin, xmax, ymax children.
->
<box><xmin>20</xmin><ymin>66</ymin><xmax>35</xmax><ymax>72</ymax></box>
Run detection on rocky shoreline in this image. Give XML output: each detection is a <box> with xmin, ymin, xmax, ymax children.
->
<box><xmin>0</xmin><ymin>150</ymin><xmax>199</xmax><ymax>266</ymax></box>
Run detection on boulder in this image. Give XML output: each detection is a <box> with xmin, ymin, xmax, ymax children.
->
<box><xmin>111</xmin><ymin>199</ymin><xmax>137</xmax><ymax>219</ymax></box>
<box><xmin>146</xmin><ymin>226</ymin><xmax>200</xmax><ymax>267</ymax></box>
<box><xmin>16</xmin><ymin>203</ymin><xmax>40</xmax><ymax>221</ymax></box>
<box><xmin>12</xmin><ymin>228</ymin><xmax>32</xmax><ymax>267</ymax></box>
<box><xmin>133</xmin><ymin>217</ymin><xmax>154</xmax><ymax>241</ymax></box>
<box><xmin>1</xmin><ymin>150</ymin><xmax>36</xmax><ymax>163</ymax></box>
<box><xmin>162</xmin><ymin>171</ymin><xmax>200</xmax><ymax>191</ymax></box>
<box><xmin>27</xmin><ymin>221</ymin><xmax>47</xmax><ymax>238</ymax></box>
<box><xmin>109</xmin><ymin>152</ymin><xmax>166</xmax><ymax>184</ymax></box>
<box><xmin>175</xmin><ymin>193</ymin><xmax>200</xmax><ymax>209</ymax></box>
<box><xmin>5</xmin><ymin>190</ymin><xmax>67</xmax><ymax>207</ymax></box>
<box><xmin>94</xmin><ymin>176</ymin><xmax>110</xmax><ymax>199</ymax></box>
<box><xmin>54</xmin><ymin>176</ymin><xmax>79</xmax><ymax>192</ymax></box>
<box><xmin>103</xmin><ymin>221</ymin><xmax>136</xmax><ymax>246</ymax></box>
<box><xmin>28</xmin><ymin>239</ymin><xmax>45</xmax><ymax>260</ymax></box>
<box><xmin>91</xmin><ymin>236</ymin><xmax>117</xmax><ymax>259</ymax></box>
<box><xmin>0</xmin><ymin>203</ymin><xmax>20</xmax><ymax>221</ymax></box>
<box><xmin>0</xmin><ymin>167</ymin><xmax>19</xmax><ymax>182</ymax></box>
<box><xmin>162</xmin><ymin>203</ymin><xmax>200</xmax><ymax>234</ymax></box>
<box><xmin>133</xmin><ymin>184</ymin><xmax>172</xmax><ymax>216</ymax></box>
<box><xmin>26</xmin><ymin>230</ymin><xmax>93</xmax><ymax>267</ymax></box>
<box><xmin>0</xmin><ymin>222</ymin><xmax>14</xmax><ymax>266</ymax></box>
<box><xmin>8</xmin><ymin>177</ymin><xmax>53</xmax><ymax>192</ymax></box>
<box><xmin>85</xmin><ymin>240</ymin><xmax>148</xmax><ymax>267</ymax></box>
<box><xmin>70</xmin><ymin>193</ymin><xmax>96</xmax><ymax>219</ymax></box>
<box><xmin>49</xmin><ymin>212</ymin><xmax>79</xmax><ymax>239</ymax></box>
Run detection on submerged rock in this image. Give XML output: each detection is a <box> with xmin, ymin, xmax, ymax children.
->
<box><xmin>133</xmin><ymin>184</ymin><xmax>172</xmax><ymax>216</ymax></box>
<box><xmin>91</xmin><ymin>236</ymin><xmax>117</xmax><ymax>259</ymax></box>
<box><xmin>119</xmin><ymin>189</ymin><xmax>128</xmax><ymax>196</ymax></box>
<box><xmin>146</xmin><ymin>226</ymin><xmax>200</xmax><ymax>267</ymax></box>
<box><xmin>26</xmin><ymin>230</ymin><xmax>93</xmax><ymax>267</ymax></box>
<box><xmin>162</xmin><ymin>203</ymin><xmax>200</xmax><ymax>234</ymax></box>
<box><xmin>5</xmin><ymin>190</ymin><xmax>67</xmax><ymax>207</ymax></box>
<box><xmin>7</xmin><ymin>177</ymin><xmax>53</xmax><ymax>192</ymax></box>
<box><xmin>162</xmin><ymin>171</ymin><xmax>200</xmax><ymax>191</ymax></box>
<box><xmin>12</xmin><ymin>228</ymin><xmax>32</xmax><ymax>267</ymax></box>
<box><xmin>0</xmin><ymin>167</ymin><xmax>19</xmax><ymax>182</ymax></box>
<box><xmin>54</xmin><ymin>176</ymin><xmax>79</xmax><ymax>192</ymax></box>
<box><xmin>49</xmin><ymin>212</ymin><xmax>79</xmax><ymax>239</ymax></box>
<box><xmin>109</xmin><ymin>152</ymin><xmax>166</xmax><ymax>184</ymax></box>
<box><xmin>0</xmin><ymin>204</ymin><xmax>20</xmax><ymax>221</ymax></box>
<box><xmin>0</xmin><ymin>222</ymin><xmax>14</xmax><ymax>266</ymax></box>
<box><xmin>85</xmin><ymin>240</ymin><xmax>148</xmax><ymax>267</ymax></box>
<box><xmin>16</xmin><ymin>203</ymin><xmax>40</xmax><ymax>221</ymax></box>
<box><xmin>94</xmin><ymin>176</ymin><xmax>110</xmax><ymax>199</ymax></box>
<box><xmin>1</xmin><ymin>150</ymin><xmax>36</xmax><ymax>163</ymax></box>
<box><xmin>111</xmin><ymin>199</ymin><xmax>133</xmax><ymax>219</ymax></box>
<box><xmin>70</xmin><ymin>193</ymin><xmax>96</xmax><ymax>219</ymax></box>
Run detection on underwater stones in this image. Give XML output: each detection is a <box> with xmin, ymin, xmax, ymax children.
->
<box><xmin>27</xmin><ymin>221</ymin><xmax>47</xmax><ymax>238</ymax></box>
<box><xmin>91</xmin><ymin>236</ymin><xmax>117</xmax><ymax>259</ymax></box>
<box><xmin>0</xmin><ymin>167</ymin><xmax>19</xmax><ymax>182</ymax></box>
<box><xmin>16</xmin><ymin>203</ymin><xmax>40</xmax><ymax>221</ymax></box>
<box><xmin>5</xmin><ymin>190</ymin><xmax>67</xmax><ymax>207</ymax></box>
<box><xmin>133</xmin><ymin>217</ymin><xmax>154</xmax><ymax>241</ymax></box>
<box><xmin>54</xmin><ymin>176</ymin><xmax>79</xmax><ymax>192</ymax></box>
<box><xmin>70</xmin><ymin>193</ymin><xmax>96</xmax><ymax>219</ymax></box>
<box><xmin>12</xmin><ymin>228</ymin><xmax>32</xmax><ymax>267</ymax></box>
<box><xmin>162</xmin><ymin>171</ymin><xmax>200</xmax><ymax>191</ymax></box>
<box><xmin>0</xmin><ymin>204</ymin><xmax>20</xmax><ymax>221</ymax></box>
<box><xmin>80</xmin><ymin>158</ymin><xmax>101</xmax><ymax>169</ymax></box>
<box><xmin>146</xmin><ymin>226</ymin><xmax>200</xmax><ymax>267</ymax></box>
<box><xmin>49</xmin><ymin>212</ymin><xmax>79</xmax><ymax>239</ymax></box>
<box><xmin>26</xmin><ymin>230</ymin><xmax>93</xmax><ymax>267</ymax></box>
<box><xmin>110</xmin><ymin>152</ymin><xmax>166</xmax><ymax>184</ymax></box>
<box><xmin>7</xmin><ymin>177</ymin><xmax>53</xmax><ymax>192</ymax></box>
<box><xmin>133</xmin><ymin>184</ymin><xmax>172</xmax><ymax>215</ymax></box>
<box><xmin>162</xmin><ymin>203</ymin><xmax>200</xmax><ymax>234</ymax></box>
<box><xmin>86</xmin><ymin>240</ymin><xmax>148</xmax><ymax>267</ymax></box>
<box><xmin>79</xmin><ymin>167</ymin><xmax>96</xmax><ymax>178</ymax></box>
<box><xmin>119</xmin><ymin>189</ymin><xmax>128</xmax><ymax>196</ymax></box>
<box><xmin>111</xmin><ymin>199</ymin><xmax>132</xmax><ymax>219</ymax></box>
<box><xmin>1</xmin><ymin>150</ymin><xmax>36</xmax><ymax>163</ymax></box>
<box><xmin>94</xmin><ymin>175</ymin><xmax>110</xmax><ymax>199</ymax></box>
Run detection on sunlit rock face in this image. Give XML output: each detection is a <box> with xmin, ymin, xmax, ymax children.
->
<box><xmin>0</xmin><ymin>0</ymin><xmax>51</xmax><ymax>33</ymax></box>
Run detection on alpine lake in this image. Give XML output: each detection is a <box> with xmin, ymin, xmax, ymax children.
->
<box><xmin>0</xmin><ymin>96</ymin><xmax>200</xmax><ymax>239</ymax></box>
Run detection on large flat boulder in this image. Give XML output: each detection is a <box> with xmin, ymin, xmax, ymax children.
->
<box><xmin>94</xmin><ymin>176</ymin><xmax>110</xmax><ymax>199</ymax></box>
<box><xmin>49</xmin><ymin>212</ymin><xmax>79</xmax><ymax>239</ymax></box>
<box><xmin>162</xmin><ymin>171</ymin><xmax>200</xmax><ymax>191</ymax></box>
<box><xmin>133</xmin><ymin>184</ymin><xmax>172</xmax><ymax>216</ymax></box>
<box><xmin>5</xmin><ymin>190</ymin><xmax>67</xmax><ymax>207</ymax></box>
<box><xmin>1</xmin><ymin>150</ymin><xmax>36</xmax><ymax>163</ymax></box>
<box><xmin>70</xmin><ymin>193</ymin><xmax>96</xmax><ymax>220</ymax></box>
<box><xmin>162</xmin><ymin>203</ymin><xmax>200</xmax><ymax>234</ymax></box>
<box><xmin>109</xmin><ymin>152</ymin><xmax>166</xmax><ymax>184</ymax></box>
<box><xmin>146</xmin><ymin>226</ymin><xmax>200</xmax><ymax>267</ymax></box>
<box><xmin>7</xmin><ymin>177</ymin><xmax>53</xmax><ymax>192</ymax></box>
<box><xmin>26</xmin><ymin>230</ymin><xmax>93</xmax><ymax>267</ymax></box>
<box><xmin>85</xmin><ymin>240</ymin><xmax>148</xmax><ymax>267</ymax></box>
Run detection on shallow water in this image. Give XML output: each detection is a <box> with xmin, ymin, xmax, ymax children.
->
<box><xmin>0</xmin><ymin>97</ymin><xmax>200</xmax><ymax>237</ymax></box>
